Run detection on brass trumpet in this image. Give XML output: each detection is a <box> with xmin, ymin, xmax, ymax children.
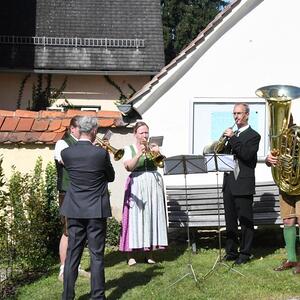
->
<box><xmin>142</xmin><ymin>140</ymin><xmax>166</xmax><ymax>168</ymax></box>
<box><xmin>95</xmin><ymin>134</ymin><xmax>124</xmax><ymax>161</ymax></box>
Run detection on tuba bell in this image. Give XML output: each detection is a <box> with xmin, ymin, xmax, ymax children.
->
<box><xmin>256</xmin><ymin>85</ymin><xmax>300</xmax><ymax>195</ymax></box>
<box><xmin>95</xmin><ymin>134</ymin><xmax>124</xmax><ymax>161</ymax></box>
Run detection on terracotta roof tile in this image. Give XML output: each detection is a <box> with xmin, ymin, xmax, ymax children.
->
<box><xmin>48</xmin><ymin>119</ymin><xmax>62</xmax><ymax>131</ymax></box>
<box><xmin>99</xmin><ymin>119</ymin><xmax>115</xmax><ymax>127</ymax></box>
<box><xmin>0</xmin><ymin>117</ymin><xmax>5</xmax><ymax>128</ymax></box>
<box><xmin>40</xmin><ymin>111</ymin><xmax>64</xmax><ymax>118</ymax></box>
<box><xmin>25</xmin><ymin>132</ymin><xmax>42</xmax><ymax>143</ymax></box>
<box><xmin>53</xmin><ymin>132</ymin><xmax>66</xmax><ymax>143</ymax></box>
<box><xmin>0</xmin><ymin>117</ymin><xmax>20</xmax><ymax>131</ymax></box>
<box><xmin>15</xmin><ymin>118</ymin><xmax>35</xmax><ymax>132</ymax></box>
<box><xmin>0</xmin><ymin>132</ymin><xmax>10</xmax><ymax>142</ymax></box>
<box><xmin>39</xmin><ymin>132</ymin><xmax>57</xmax><ymax>142</ymax></box>
<box><xmin>97</xmin><ymin>111</ymin><xmax>121</xmax><ymax>118</ymax></box>
<box><xmin>53</xmin><ymin>127</ymin><xmax>68</xmax><ymax>133</ymax></box>
<box><xmin>0</xmin><ymin>110</ymin><xmax>14</xmax><ymax>117</ymax></box>
<box><xmin>0</xmin><ymin>109</ymin><xmax>124</xmax><ymax>145</ymax></box>
<box><xmin>62</xmin><ymin>119</ymin><xmax>71</xmax><ymax>127</ymax></box>
<box><xmin>66</xmin><ymin>110</ymin><xmax>97</xmax><ymax>117</ymax></box>
<box><xmin>9</xmin><ymin>132</ymin><xmax>26</xmax><ymax>143</ymax></box>
<box><xmin>32</xmin><ymin>119</ymin><xmax>50</xmax><ymax>131</ymax></box>
<box><xmin>15</xmin><ymin>110</ymin><xmax>38</xmax><ymax>118</ymax></box>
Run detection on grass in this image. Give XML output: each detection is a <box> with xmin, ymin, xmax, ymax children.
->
<box><xmin>6</xmin><ymin>227</ymin><xmax>300</xmax><ymax>300</ymax></box>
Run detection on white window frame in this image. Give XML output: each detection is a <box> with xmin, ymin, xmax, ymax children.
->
<box><xmin>190</xmin><ymin>99</ymin><xmax>268</xmax><ymax>160</ymax></box>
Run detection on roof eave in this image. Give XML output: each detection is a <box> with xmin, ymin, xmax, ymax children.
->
<box><xmin>129</xmin><ymin>0</ymin><xmax>264</xmax><ymax>116</ymax></box>
<box><xmin>0</xmin><ymin>68</ymin><xmax>158</xmax><ymax>76</ymax></box>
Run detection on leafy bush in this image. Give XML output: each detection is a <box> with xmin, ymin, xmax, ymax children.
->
<box><xmin>3</xmin><ymin>157</ymin><xmax>60</xmax><ymax>272</ymax></box>
<box><xmin>106</xmin><ymin>217</ymin><xmax>121</xmax><ymax>247</ymax></box>
<box><xmin>0</xmin><ymin>155</ymin><xmax>9</xmax><ymax>265</ymax></box>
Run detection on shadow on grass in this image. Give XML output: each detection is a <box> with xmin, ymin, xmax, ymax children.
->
<box><xmin>107</xmin><ymin>265</ymin><xmax>163</xmax><ymax>299</ymax></box>
<box><xmin>77</xmin><ymin>265</ymin><xmax>164</xmax><ymax>300</ymax></box>
<box><xmin>171</xmin><ymin>225</ymin><xmax>285</xmax><ymax>260</ymax></box>
<box><xmin>103</xmin><ymin>233</ymin><xmax>187</xmax><ymax>268</ymax></box>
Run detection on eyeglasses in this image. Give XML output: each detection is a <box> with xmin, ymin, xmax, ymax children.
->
<box><xmin>233</xmin><ymin>112</ymin><xmax>247</xmax><ymax>116</ymax></box>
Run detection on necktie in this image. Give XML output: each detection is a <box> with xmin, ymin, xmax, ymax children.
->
<box><xmin>233</xmin><ymin>130</ymin><xmax>240</xmax><ymax>179</ymax></box>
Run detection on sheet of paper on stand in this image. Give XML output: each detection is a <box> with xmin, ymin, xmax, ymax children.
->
<box><xmin>164</xmin><ymin>155</ymin><xmax>207</xmax><ymax>175</ymax></box>
<box><xmin>149</xmin><ymin>136</ymin><xmax>164</xmax><ymax>147</ymax></box>
<box><xmin>103</xmin><ymin>130</ymin><xmax>113</xmax><ymax>141</ymax></box>
<box><xmin>204</xmin><ymin>154</ymin><xmax>235</xmax><ymax>172</ymax></box>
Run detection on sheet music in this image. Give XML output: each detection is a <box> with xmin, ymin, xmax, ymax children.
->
<box><xmin>164</xmin><ymin>155</ymin><xmax>207</xmax><ymax>175</ymax></box>
<box><xmin>204</xmin><ymin>154</ymin><xmax>235</xmax><ymax>172</ymax></box>
<box><xmin>149</xmin><ymin>136</ymin><xmax>163</xmax><ymax>147</ymax></box>
<box><xmin>103</xmin><ymin>130</ymin><xmax>113</xmax><ymax>141</ymax></box>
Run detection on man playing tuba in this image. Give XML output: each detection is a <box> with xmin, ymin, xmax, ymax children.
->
<box><xmin>257</xmin><ymin>84</ymin><xmax>300</xmax><ymax>274</ymax></box>
<box><xmin>265</xmin><ymin>113</ymin><xmax>300</xmax><ymax>274</ymax></box>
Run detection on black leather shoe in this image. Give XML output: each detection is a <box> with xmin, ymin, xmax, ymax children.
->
<box><xmin>223</xmin><ymin>254</ymin><xmax>238</xmax><ymax>261</ymax></box>
<box><xmin>234</xmin><ymin>255</ymin><xmax>250</xmax><ymax>265</ymax></box>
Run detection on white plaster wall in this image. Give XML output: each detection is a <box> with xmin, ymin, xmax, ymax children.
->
<box><xmin>141</xmin><ymin>0</ymin><xmax>300</xmax><ymax>187</ymax></box>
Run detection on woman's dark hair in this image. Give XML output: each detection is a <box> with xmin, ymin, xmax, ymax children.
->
<box><xmin>69</xmin><ymin>115</ymin><xmax>80</xmax><ymax>128</ymax></box>
<box><xmin>133</xmin><ymin>121</ymin><xmax>148</xmax><ymax>133</ymax></box>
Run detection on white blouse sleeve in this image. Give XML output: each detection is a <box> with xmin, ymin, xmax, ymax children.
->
<box><xmin>123</xmin><ymin>145</ymin><xmax>135</xmax><ymax>162</ymax></box>
<box><xmin>54</xmin><ymin>139</ymin><xmax>69</xmax><ymax>162</ymax></box>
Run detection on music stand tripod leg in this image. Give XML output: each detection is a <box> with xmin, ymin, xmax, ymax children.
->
<box><xmin>202</xmin><ymin>153</ymin><xmax>245</xmax><ymax>279</ymax></box>
<box><xmin>163</xmin><ymin>155</ymin><xmax>207</xmax><ymax>289</ymax></box>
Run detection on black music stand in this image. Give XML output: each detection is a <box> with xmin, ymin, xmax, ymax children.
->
<box><xmin>202</xmin><ymin>153</ymin><xmax>245</xmax><ymax>278</ymax></box>
<box><xmin>164</xmin><ymin>155</ymin><xmax>207</xmax><ymax>286</ymax></box>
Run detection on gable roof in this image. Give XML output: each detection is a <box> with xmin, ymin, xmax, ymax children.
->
<box><xmin>127</xmin><ymin>0</ymin><xmax>263</xmax><ymax>114</ymax></box>
<box><xmin>0</xmin><ymin>109</ymin><xmax>124</xmax><ymax>145</ymax></box>
<box><xmin>0</xmin><ymin>0</ymin><xmax>164</xmax><ymax>75</ymax></box>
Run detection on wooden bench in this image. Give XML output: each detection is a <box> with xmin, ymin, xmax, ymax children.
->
<box><xmin>166</xmin><ymin>181</ymin><xmax>281</xmax><ymax>228</ymax></box>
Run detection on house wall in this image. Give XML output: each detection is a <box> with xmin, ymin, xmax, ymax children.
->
<box><xmin>139</xmin><ymin>0</ymin><xmax>300</xmax><ymax>187</ymax></box>
<box><xmin>0</xmin><ymin>72</ymin><xmax>150</xmax><ymax>111</ymax></box>
<box><xmin>0</xmin><ymin>129</ymin><xmax>134</xmax><ymax>221</ymax></box>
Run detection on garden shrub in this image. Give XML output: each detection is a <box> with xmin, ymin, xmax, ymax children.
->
<box><xmin>6</xmin><ymin>157</ymin><xmax>60</xmax><ymax>271</ymax></box>
<box><xmin>106</xmin><ymin>217</ymin><xmax>121</xmax><ymax>247</ymax></box>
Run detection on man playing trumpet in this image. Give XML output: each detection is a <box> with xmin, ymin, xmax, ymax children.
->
<box><xmin>219</xmin><ymin>103</ymin><xmax>261</xmax><ymax>265</ymax></box>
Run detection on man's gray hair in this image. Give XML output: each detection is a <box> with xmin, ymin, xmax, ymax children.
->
<box><xmin>78</xmin><ymin>116</ymin><xmax>98</xmax><ymax>134</ymax></box>
<box><xmin>235</xmin><ymin>102</ymin><xmax>250</xmax><ymax>114</ymax></box>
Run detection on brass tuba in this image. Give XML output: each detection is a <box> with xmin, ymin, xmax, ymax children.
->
<box><xmin>95</xmin><ymin>134</ymin><xmax>124</xmax><ymax>161</ymax></box>
<box><xmin>256</xmin><ymin>85</ymin><xmax>300</xmax><ymax>195</ymax></box>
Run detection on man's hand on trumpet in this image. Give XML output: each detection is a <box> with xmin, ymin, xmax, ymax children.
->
<box><xmin>223</xmin><ymin>127</ymin><xmax>235</xmax><ymax>138</ymax></box>
<box><xmin>101</xmin><ymin>139</ymin><xmax>109</xmax><ymax>150</ymax></box>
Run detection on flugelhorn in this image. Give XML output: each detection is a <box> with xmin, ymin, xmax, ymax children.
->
<box><xmin>142</xmin><ymin>140</ymin><xmax>166</xmax><ymax>168</ymax></box>
<box><xmin>213</xmin><ymin>123</ymin><xmax>236</xmax><ymax>153</ymax></box>
<box><xmin>95</xmin><ymin>134</ymin><xmax>124</xmax><ymax>161</ymax></box>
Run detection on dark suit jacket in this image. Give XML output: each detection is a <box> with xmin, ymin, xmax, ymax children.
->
<box><xmin>60</xmin><ymin>140</ymin><xmax>115</xmax><ymax>219</ymax></box>
<box><xmin>222</xmin><ymin>126</ymin><xmax>261</xmax><ymax>196</ymax></box>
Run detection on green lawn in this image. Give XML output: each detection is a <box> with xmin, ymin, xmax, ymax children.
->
<box><xmin>7</xmin><ymin>228</ymin><xmax>300</xmax><ymax>300</ymax></box>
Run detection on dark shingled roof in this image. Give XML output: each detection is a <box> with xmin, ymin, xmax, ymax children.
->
<box><xmin>0</xmin><ymin>0</ymin><xmax>164</xmax><ymax>74</ymax></box>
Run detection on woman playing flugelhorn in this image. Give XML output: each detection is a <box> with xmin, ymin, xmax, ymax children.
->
<box><xmin>119</xmin><ymin>121</ymin><xmax>168</xmax><ymax>266</ymax></box>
